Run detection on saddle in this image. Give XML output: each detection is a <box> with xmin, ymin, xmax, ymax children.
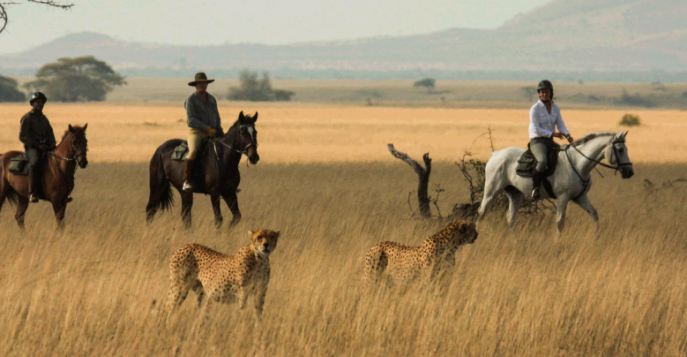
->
<box><xmin>171</xmin><ymin>140</ymin><xmax>212</xmax><ymax>161</ymax></box>
<box><xmin>8</xmin><ymin>153</ymin><xmax>29</xmax><ymax>175</ymax></box>
<box><xmin>516</xmin><ymin>142</ymin><xmax>560</xmax><ymax>178</ymax></box>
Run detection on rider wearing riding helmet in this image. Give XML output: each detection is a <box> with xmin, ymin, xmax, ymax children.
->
<box><xmin>20</xmin><ymin>92</ymin><xmax>56</xmax><ymax>203</ymax></box>
<box><xmin>529</xmin><ymin>80</ymin><xmax>574</xmax><ymax>199</ymax></box>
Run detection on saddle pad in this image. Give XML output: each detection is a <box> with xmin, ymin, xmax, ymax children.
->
<box><xmin>171</xmin><ymin>142</ymin><xmax>189</xmax><ymax>161</ymax></box>
<box><xmin>8</xmin><ymin>154</ymin><xmax>29</xmax><ymax>176</ymax></box>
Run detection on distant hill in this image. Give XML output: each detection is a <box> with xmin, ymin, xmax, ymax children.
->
<box><xmin>1</xmin><ymin>0</ymin><xmax>686</xmax><ymax>79</ymax></box>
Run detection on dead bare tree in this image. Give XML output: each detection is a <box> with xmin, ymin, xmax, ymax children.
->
<box><xmin>388</xmin><ymin>144</ymin><xmax>432</xmax><ymax>219</ymax></box>
<box><xmin>0</xmin><ymin>0</ymin><xmax>73</xmax><ymax>34</ymax></box>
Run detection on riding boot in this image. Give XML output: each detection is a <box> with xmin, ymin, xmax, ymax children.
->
<box><xmin>531</xmin><ymin>172</ymin><xmax>542</xmax><ymax>199</ymax></box>
<box><xmin>182</xmin><ymin>159</ymin><xmax>195</xmax><ymax>191</ymax></box>
<box><xmin>28</xmin><ymin>169</ymin><xmax>40</xmax><ymax>203</ymax></box>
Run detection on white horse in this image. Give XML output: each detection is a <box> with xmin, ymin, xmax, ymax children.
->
<box><xmin>477</xmin><ymin>131</ymin><xmax>634</xmax><ymax>232</ymax></box>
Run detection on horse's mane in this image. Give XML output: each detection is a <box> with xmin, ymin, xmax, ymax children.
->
<box><xmin>571</xmin><ymin>132</ymin><xmax>614</xmax><ymax>147</ymax></box>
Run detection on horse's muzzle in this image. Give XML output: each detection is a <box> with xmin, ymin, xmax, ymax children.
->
<box><xmin>79</xmin><ymin>159</ymin><xmax>88</xmax><ymax>169</ymax></box>
<box><xmin>249</xmin><ymin>153</ymin><xmax>260</xmax><ymax>165</ymax></box>
<box><xmin>620</xmin><ymin>166</ymin><xmax>634</xmax><ymax>179</ymax></box>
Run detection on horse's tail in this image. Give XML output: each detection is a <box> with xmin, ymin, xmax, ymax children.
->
<box><xmin>146</xmin><ymin>148</ymin><xmax>174</xmax><ymax>222</ymax></box>
<box><xmin>0</xmin><ymin>156</ymin><xmax>18</xmax><ymax>206</ymax></box>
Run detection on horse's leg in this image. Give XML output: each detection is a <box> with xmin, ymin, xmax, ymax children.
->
<box><xmin>181</xmin><ymin>191</ymin><xmax>193</xmax><ymax>229</ymax></box>
<box><xmin>15</xmin><ymin>195</ymin><xmax>29</xmax><ymax>230</ymax></box>
<box><xmin>555</xmin><ymin>195</ymin><xmax>570</xmax><ymax>233</ymax></box>
<box><xmin>222</xmin><ymin>193</ymin><xmax>241</xmax><ymax>228</ymax></box>
<box><xmin>211</xmin><ymin>193</ymin><xmax>223</xmax><ymax>229</ymax></box>
<box><xmin>572</xmin><ymin>194</ymin><xmax>599</xmax><ymax>234</ymax></box>
<box><xmin>52</xmin><ymin>199</ymin><xmax>67</xmax><ymax>229</ymax></box>
<box><xmin>505</xmin><ymin>188</ymin><xmax>524</xmax><ymax>229</ymax></box>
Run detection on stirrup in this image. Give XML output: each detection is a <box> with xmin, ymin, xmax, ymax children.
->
<box><xmin>182</xmin><ymin>181</ymin><xmax>193</xmax><ymax>191</ymax></box>
<box><xmin>531</xmin><ymin>187</ymin><xmax>540</xmax><ymax>199</ymax></box>
<box><xmin>28</xmin><ymin>193</ymin><xmax>39</xmax><ymax>203</ymax></box>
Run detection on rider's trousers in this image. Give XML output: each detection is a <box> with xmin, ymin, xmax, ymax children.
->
<box><xmin>186</xmin><ymin>128</ymin><xmax>211</xmax><ymax>160</ymax></box>
<box><xmin>530</xmin><ymin>137</ymin><xmax>554</xmax><ymax>173</ymax></box>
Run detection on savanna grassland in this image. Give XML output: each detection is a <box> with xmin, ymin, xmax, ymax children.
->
<box><xmin>0</xmin><ymin>99</ymin><xmax>687</xmax><ymax>356</ymax></box>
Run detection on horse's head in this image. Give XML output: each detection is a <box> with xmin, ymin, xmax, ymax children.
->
<box><xmin>605</xmin><ymin>131</ymin><xmax>633</xmax><ymax>179</ymax></box>
<box><xmin>67</xmin><ymin>124</ymin><xmax>89</xmax><ymax>168</ymax></box>
<box><xmin>237</xmin><ymin>111</ymin><xmax>259</xmax><ymax>165</ymax></box>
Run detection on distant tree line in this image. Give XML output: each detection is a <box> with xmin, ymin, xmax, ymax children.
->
<box><xmin>0</xmin><ymin>74</ymin><xmax>25</xmax><ymax>102</ymax></box>
<box><xmin>227</xmin><ymin>69</ymin><xmax>295</xmax><ymax>101</ymax></box>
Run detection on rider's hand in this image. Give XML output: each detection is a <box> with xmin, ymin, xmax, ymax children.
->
<box><xmin>552</xmin><ymin>132</ymin><xmax>562</xmax><ymax>138</ymax></box>
<box><xmin>207</xmin><ymin>128</ymin><xmax>217</xmax><ymax>136</ymax></box>
<box><xmin>566</xmin><ymin>135</ymin><xmax>574</xmax><ymax>143</ymax></box>
<box><xmin>38</xmin><ymin>144</ymin><xmax>50</xmax><ymax>151</ymax></box>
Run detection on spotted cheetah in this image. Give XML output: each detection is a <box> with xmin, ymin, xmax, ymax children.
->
<box><xmin>364</xmin><ymin>220</ymin><xmax>477</xmax><ymax>292</ymax></box>
<box><xmin>166</xmin><ymin>229</ymin><xmax>280</xmax><ymax>317</ymax></box>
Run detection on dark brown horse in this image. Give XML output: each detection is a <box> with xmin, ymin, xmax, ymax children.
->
<box><xmin>146</xmin><ymin>111</ymin><xmax>259</xmax><ymax>229</ymax></box>
<box><xmin>0</xmin><ymin>124</ymin><xmax>89</xmax><ymax>229</ymax></box>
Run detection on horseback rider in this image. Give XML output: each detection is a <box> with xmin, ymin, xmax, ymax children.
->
<box><xmin>529</xmin><ymin>80</ymin><xmax>574</xmax><ymax>199</ymax></box>
<box><xmin>19</xmin><ymin>92</ymin><xmax>56</xmax><ymax>203</ymax></box>
<box><xmin>183</xmin><ymin>72</ymin><xmax>224</xmax><ymax>191</ymax></box>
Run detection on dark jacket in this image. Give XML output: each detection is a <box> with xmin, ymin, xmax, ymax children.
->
<box><xmin>185</xmin><ymin>92</ymin><xmax>223</xmax><ymax>133</ymax></box>
<box><xmin>19</xmin><ymin>109</ymin><xmax>56</xmax><ymax>149</ymax></box>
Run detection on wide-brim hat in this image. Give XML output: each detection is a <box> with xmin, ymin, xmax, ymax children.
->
<box><xmin>188</xmin><ymin>72</ymin><xmax>215</xmax><ymax>86</ymax></box>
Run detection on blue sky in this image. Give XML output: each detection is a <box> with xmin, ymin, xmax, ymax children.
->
<box><xmin>0</xmin><ymin>0</ymin><xmax>550</xmax><ymax>54</ymax></box>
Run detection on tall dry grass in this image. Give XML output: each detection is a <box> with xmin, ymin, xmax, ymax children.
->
<box><xmin>0</xmin><ymin>161</ymin><xmax>685</xmax><ymax>356</ymax></box>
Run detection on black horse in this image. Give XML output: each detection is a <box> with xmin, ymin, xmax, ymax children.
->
<box><xmin>146</xmin><ymin>111</ymin><xmax>259</xmax><ymax>228</ymax></box>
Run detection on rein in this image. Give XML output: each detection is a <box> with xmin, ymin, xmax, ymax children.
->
<box><xmin>564</xmin><ymin>138</ymin><xmax>632</xmax><ymax>197</ymax></box>
<box><xmin>209</xmin><ymin>124</ymin><xmax>255</xmax><ymax>164</ymax></box>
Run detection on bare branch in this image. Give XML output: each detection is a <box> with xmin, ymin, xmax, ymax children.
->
<box><xmin>0</xmin><ymin>0</ymin><xmax>73</xmax><ymax>34</ymax></box>
<box><xmin>388</xmin><ymin>144</ymin><xmax>432</xmax><ymax>219</ymax></box>
<box><xmin>27</xmin><ymin>0</ymin><xmax>73</xmax><ymax>8</ymax></box>
<box><xmin>0</xmin><ymin>4</ymin><xmax>7</xmax><ymax>34</ymax></box>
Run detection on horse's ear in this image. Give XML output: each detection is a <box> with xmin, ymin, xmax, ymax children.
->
<box><xmin>623</xmin><ymin>131</ymin><xmax>629</xmax><ymax>138</ymax></box>
<box><xmin>253</xmin><ymin>112</ymin><xmax>258</xmax><ymax>122</ymax></box>
<box><xmin>238</xmin><ymin>111</ymin><xmax>245</xmax><ymax>122</ymax></box>
<box><xmin>68</xmin><ymin>124</ymin><xmax>74</xmax><ymax>133</ymax></box>
<box><xmin>83</xmin><ymin>123</ymin><xmax>88</xmax><ymax>131</ymax></box>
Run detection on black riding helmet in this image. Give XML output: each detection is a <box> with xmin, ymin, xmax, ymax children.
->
<box><xmin>29</xmin><ymin>91</ymin><xmax>47</xmax><ymax>104</ymax></box>
<box><xmin>537</xmin><ymin>80</ymin><xmax>554</xmax><ymax>98</ymax></box>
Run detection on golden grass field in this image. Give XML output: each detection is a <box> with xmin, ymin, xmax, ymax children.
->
<box><xmin>0</xmin><ymin>101</ymin><xmax>687</xmax><ymax>356</ymax></box>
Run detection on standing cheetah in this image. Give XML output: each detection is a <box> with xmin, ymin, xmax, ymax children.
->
<box><xmin>166</xmin><ymin>229</ymin><xmax>280</xmax><ymax>317</ymax></box>
<box><xmin>364</xmin><ymin>220</ymin><xmax>477</xmax><ymax>292</ymax></box>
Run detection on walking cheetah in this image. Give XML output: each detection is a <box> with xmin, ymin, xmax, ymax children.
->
<box><xmin>166</xmin><ymin>229</ymin><xmax>280</xmax><ymax>317</ymax></box>
<box><xmin>364</xmin><ymin>220</ymin><xmax>477</xmax><ymax>292</ymax></box>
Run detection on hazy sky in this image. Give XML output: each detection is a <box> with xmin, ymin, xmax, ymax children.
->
<box><xmin>0</xmin><ymin>0</ymin><xmax>550</xmax><ymax>54</ymax></box>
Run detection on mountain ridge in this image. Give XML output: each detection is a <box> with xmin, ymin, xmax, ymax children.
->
<box><xmin>1</xmin><ymin>0</ymin><xmax>685</xmax><ymax>76</ymax></box>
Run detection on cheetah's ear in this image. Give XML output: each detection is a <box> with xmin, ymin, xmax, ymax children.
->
<box><xmin>458</xmin><ymin>222</ymin><xmax>467</xmax><ymax>233</ymax></box>
<box><xmin>275</xmin><ymin>231</ymin><xmax>280</xmax><ymax>238</ymax></box>
<box><xmin>248</xmin><ymin>230</ymin><xmax>255</xmax><ymax>236</ymax></box>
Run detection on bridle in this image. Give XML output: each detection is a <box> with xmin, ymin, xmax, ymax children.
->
<box><xmin>48</xmin><ymin>133</ymin><xmax>88</xmax><ymax>183</ymax></box>
<box><xmin>210</xmin><ymin>124</ymin><xmax>256</xmax><ymax>162</ymax></box>
<box><xmin>565</xmin><ymin>137</ymin><xmax>633</xmax><ymax>189</ymax></box>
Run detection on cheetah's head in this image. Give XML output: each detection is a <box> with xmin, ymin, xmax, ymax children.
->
<box><xmin>451</xmin><ymin>221</ymin><xmax>478</xmax><ymax>245</ymax></box>
<box><xmin>249</xmin><ymin>229</ymin><xmax>280</xmax><ymax>257</ymax></box>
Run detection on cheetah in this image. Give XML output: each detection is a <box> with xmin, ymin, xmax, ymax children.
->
<box><xmin>363</xmin><ymin>220</ymin><xmax>477</xmax><ymax>292</ymax></box>
<box><xmin>166</xmin><ymin>229</ymin><xmax>280</xmax><ymax>317</ymax></box>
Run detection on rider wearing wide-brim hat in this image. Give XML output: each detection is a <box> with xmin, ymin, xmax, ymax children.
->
<box><xmin>182</xmin><ymin>72</ymin><xmax>224</xmax><ymax>191</ymax></box>
<box><xmin>528</xmin><ymin>80</ymin><xmax>574</xmax><ymax>199</ymax></box>
<box><xmin>20</xmin><ymin>91</ymin><xmax>56</xmax><ymax>203</ymax></box>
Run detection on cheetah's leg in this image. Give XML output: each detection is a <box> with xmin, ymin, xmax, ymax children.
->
<box><xmin>192</xmin><ymin>281</ymin><xmax>205</xmax><ymax>308</ymax></box>
<box><xmin>363</xmin><ymin>247</ymin><xmax>387</xmax><ymax>291</ymax></box>
<box><xmin>166</xmin><ymin>281</ymin><xmax>190</xmax><ymax>313</ymax></box>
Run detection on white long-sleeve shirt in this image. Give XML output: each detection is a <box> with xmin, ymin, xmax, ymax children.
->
<box><xmin>528</xmin><ymin>100</ymin><xmax>570</xmax><ymax>139</ymax></box>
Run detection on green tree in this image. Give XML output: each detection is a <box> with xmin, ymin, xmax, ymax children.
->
<box><xmin>413</xmin><ymin>78</ymin><xmax>436</xmax><ymax>93</ymax></box>
<box><xmin>0</xmin><ymin>74</ymin><xmax>26</xmax><ymax>102</ymax></box>
<box><xmin>23</xmin><ymin>56</ymin><xmax>126</xmax><ymax>102</ymax></box>
<box><xmin>520</xmin><ymin>86</ymin><xmax>537</xmax><ymax>102</ymax></box>
<box><xmin>228</xmin><ymin>69</ymin><xmax>294</xmax><ymax>101</ymax></box>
